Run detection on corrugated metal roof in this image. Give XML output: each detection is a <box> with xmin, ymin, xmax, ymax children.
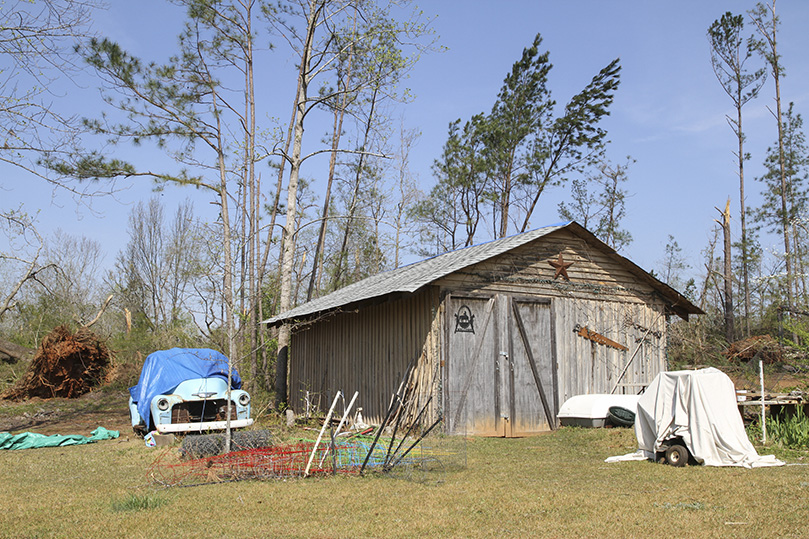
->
<box><xmin>263</xmin><ymin>223</ymin><xmax>569</xmax><ymax>325</ymax></box>
<box><xmin>263</xmin><ymin>221</ymin><xmax>703</xmax><ymax>325</ymax></box>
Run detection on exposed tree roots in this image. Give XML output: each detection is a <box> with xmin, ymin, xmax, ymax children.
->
<box><xmin>724</xmin><ymin>335</ymin><xmax>783</xmax><ymax>364</ymax></box>
<box><xmin>1</xmin><ymin>325</ymin><xmax>112</xmax><ymax>400</ymax></box>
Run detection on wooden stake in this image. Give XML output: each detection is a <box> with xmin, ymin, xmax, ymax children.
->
<box><xmin>319</xmin><ymin>390</ymin><xmax>358</xmax><ymax>468</ymax></box>
<box><xmin>305</xmin><ymin>391</ymin><xmax>341</xmax><ymax>477</ymax></box>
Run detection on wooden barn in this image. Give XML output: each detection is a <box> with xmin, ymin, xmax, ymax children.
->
<box><xmin>264</xmin><ymin>222</ymin><xmax>702</xmax><ymax>437</ymax></box>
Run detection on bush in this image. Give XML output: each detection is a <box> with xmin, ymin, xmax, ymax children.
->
<box><xmin>766</xmin><ymin>406</ymin><xmax>809</xmax><ymax>449</ymax></box>
<box><xmin>667</xmin><ymin>315</ymin><xmax>727</xmax><ymax>369</ymax></box>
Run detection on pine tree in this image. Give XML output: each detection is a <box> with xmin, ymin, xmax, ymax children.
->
<box><xmin>708</xmin><ymin>11</ymin><xmax>766</xmax><ymax>335</ymax></box>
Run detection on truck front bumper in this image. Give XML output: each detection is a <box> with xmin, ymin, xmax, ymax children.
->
<box><xmin>156</xmin><ymin>418</ymin><xmax>254</xmax><ymax>434</ymax></box>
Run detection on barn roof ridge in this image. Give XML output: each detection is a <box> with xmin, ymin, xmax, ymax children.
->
<box><xmin>262</xmin><ymin>221</ymin><xmax>701</xmax><ymax>325</ymax></box>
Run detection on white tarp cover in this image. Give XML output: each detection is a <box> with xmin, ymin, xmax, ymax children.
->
<box><xmin>606</xmin><ymin>367</ymin><xmax>784</xmax><ymax>468</ymax></box>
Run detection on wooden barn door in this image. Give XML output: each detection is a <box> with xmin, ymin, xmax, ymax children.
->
<box><xmin>447</xmin><ymin>294</ymin><xmax>556</xmax><ymax>437</ymax></box>
<box><xmin>507</xmin><ymin>298</ymin><xmax>556</xmax><ymax>436</ymax></box>
<box><xmin>446</xmin><ymin>295</ymin><xmax>500</xmax><ymax>436</ymax></box>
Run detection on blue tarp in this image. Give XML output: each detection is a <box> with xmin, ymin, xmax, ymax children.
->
<box><xmin>129</xmin><ymin>348</ymin><xmax>241</xmax><ymax>429</ymax></box>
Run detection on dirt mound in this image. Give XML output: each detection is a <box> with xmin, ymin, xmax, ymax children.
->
<box><xmin>1</xmin><ymin>325</ymin><xmax>112</xmax><ymax>401</ymax></box>
<box><xmin>724</xmin><ymin>335</ymin><xmax>783</xmax><ymax>364</ymax></box>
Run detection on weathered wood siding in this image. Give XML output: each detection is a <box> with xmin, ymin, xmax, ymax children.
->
<box><xmin>435</xmin><ymin>228</ymin><xmax>667</xmax><ymax>419</ymax></box>
<box><xmin>289</xmin><ymin>287</ymin><xmax>442</xmax><ymax>425</ymax></box>
<box><xmin>552</xmin><ymin>298</ymin><xmax>665</xmax><ymax>402</ymax></box>
<box><xmin>444</xmin><ymin>293</ymin><xmax>556</xmax><ymax>436</ymax></box>
<box><xmin>434</xmin><ymin>229</ymin><xmax>662</xmax><ymax>307</ymax></box>
<box><xmin>289</xmin><ymin>227</ymin><xmax>673</xmax><ymax>435</ymax></box>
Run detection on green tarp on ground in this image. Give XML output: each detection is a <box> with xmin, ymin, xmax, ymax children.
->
<box><xmin>0</xmin><ymin>427</ymin><xmax>119</xmax><ymax>450</ymax></box>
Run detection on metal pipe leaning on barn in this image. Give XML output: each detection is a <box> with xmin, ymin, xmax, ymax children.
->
<box><xmin>610</xmin><ymin>312</ymin><xmax>664</xmax><ymax>394</ymax></box>
<box><xmin>389</xmin><ymin>415</ymin><xmax>443</xmax><ymax>470</ymax></box>
<box><xmin>360</xmin><ymin>360</ymin><xmax>415</xmax><ymax>475</ymax></box>
<box><xmin>384</xmin><ymin>367</ymin><xmax>419</xmax><ymax>467</ymax></box>
<box><xmin>387</xmin><ymin>395</ymin><xmax>434</xmax><ymax>466</ymax></box>
<box><xmin>360</xmin><ymin>393</ymin><xmax>397</xmax><ymax>475</ymax></box>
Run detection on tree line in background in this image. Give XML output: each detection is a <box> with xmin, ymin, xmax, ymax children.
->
<box><xmin>681</xmin><ymin>0</ymin><xmax>809</xmax><ymax>364</ymax></box>
<box><xmin>1</xmin><ymin>0</ymin><xmax>437</xmax><ymax>404</ymax></box>
<box><xmin>1</xmin><ymin>0</ymin><xmax>808</xmax><ymax>406</ymax></box>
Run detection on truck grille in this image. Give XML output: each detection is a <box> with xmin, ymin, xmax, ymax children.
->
<box><xmin>171</xmin><ymin>400</ymin><xmax>238</xmax><ymax>424</ymax></box>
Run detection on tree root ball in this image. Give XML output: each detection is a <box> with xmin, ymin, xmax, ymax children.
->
<box><xmin>724</xmin><ymin>335</ymin><xmax>783</xmax><ymax>364</ymax></box>
<box><xmin>1</xmin><ymin>325</ymin><xmax>112</xmax><ymax>400</ymax></box>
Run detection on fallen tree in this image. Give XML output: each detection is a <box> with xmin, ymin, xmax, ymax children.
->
<box><xmin>0</xmin><ymin>339</ymin><xmax>33</xmax><ymax>364</ymax></box>
<box><xmin>1</xmin><ymin>325</ymin><xmax>112</xmax><ymax>400</ymax></box>
<box><xmin>724</xmin><ymin>335</ymin><xmax>783</xmax><ymax>364</ymax></box>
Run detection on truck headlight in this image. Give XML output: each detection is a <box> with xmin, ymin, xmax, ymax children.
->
<box><xmin>238</xmin><ymin>393</ymin><xmax>250</xmax><ymax>406</ymax></box>
<box><xmin>157</xmin><ymin>398</ymin><xmax>170</xmax><ymax>411</ymax></box>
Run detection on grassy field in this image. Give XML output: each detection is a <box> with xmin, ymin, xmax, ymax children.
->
<box><xmin>1</xmin><ymin>407</ymin><xmax>809</xmax><ymax>539</ymax></box>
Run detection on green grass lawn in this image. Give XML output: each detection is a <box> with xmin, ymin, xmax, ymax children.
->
<box><xmin>1</xmin><ymin>424</ymin><xmax>808</xmax><ymax>538</ymax></box>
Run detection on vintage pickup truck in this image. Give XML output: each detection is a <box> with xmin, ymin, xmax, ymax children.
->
<box><xmin>128</xmin><ymin>348</ymin><xmax>253</xmax><ymax>435</ymax></box>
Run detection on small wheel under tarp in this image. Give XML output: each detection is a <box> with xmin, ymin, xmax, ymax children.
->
<box><xmin>607</xmin><ymin>406</ymin><xmax>636</xmax><ymax>427</ymax></box>
<box><xmin>665</xmin><ymin>444</ymin><xmax>689</xmax><ymax>467</ymax></box>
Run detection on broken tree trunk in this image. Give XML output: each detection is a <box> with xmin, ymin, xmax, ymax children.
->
<box><xmin>716</xmin><ymin>199</ymin><xmax>735</xmax><ymax>343</ymax></box>
<box><xmin>0</xmin><ymin>339</ymin><xmax>34</xmax><ymax>364</ymax></box>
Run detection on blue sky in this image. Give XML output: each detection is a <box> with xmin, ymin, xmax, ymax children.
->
<box><xmin>6</xmin><ymin>0</ymin><xmax>809</xmax><ymax>286</ymax></box>
<box><xmin>404</xmin><ymin>1</ymin><xmax>809</xmax><ymax>275</ymax></box>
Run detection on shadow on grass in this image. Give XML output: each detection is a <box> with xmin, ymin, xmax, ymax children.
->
<box><xmin>0</xmin><ymin>389</ymin><xmax>130</xmax><ymax>434</ymax></box>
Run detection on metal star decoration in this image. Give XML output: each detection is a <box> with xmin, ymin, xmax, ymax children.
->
<box><xmin>548</xmin><ymin>253</ymin><xmax>574</xmax><ymax>281</ymax></box>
